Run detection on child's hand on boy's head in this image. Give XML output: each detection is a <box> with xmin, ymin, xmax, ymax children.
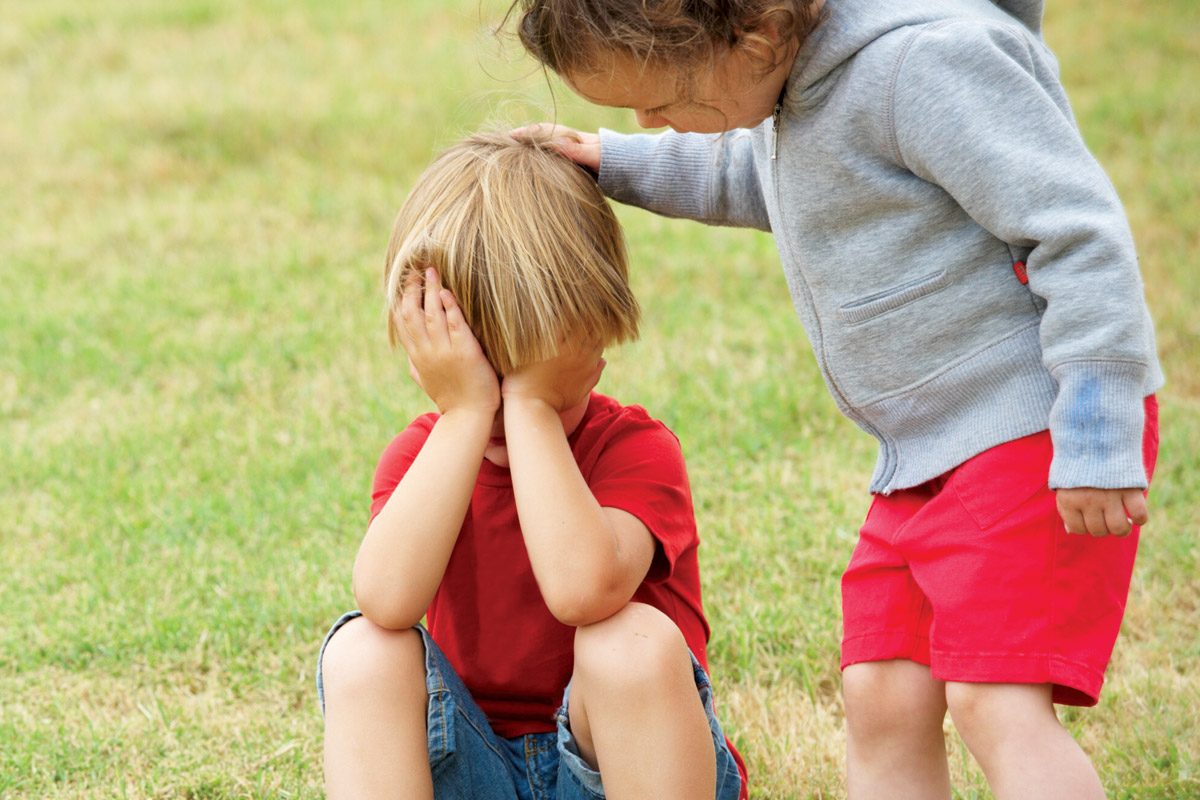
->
<box><xmin>395</xmin><ymin>268</ymin><xmax>500</xmax><ymax>417</ymax></box>
<box><xmin>501</xmin><ymin>342</ymin><xmax>605</xmax><ymax>413</ymax></box>
<box><xmin>1056</xmin><ymin>487</ymin><xmax>1149</xmax><ymax>537</ymax></box>
<box><xmin>513</xmin><ymin>124</ymin><xmax>601</xmax><ymax>175</ymax></box>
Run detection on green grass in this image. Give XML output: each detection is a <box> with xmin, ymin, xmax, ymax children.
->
<box><xmin>1</xmin><ymin>0</ymin><xmax>1197</xmax><ymax>797</ymax></box>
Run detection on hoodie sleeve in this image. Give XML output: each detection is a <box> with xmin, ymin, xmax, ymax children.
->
<box><xmin>890</xmin><ymin>21</ymin><xmax>1156</xmax><ymax>489</ymax></box>
<box><xmin>597</xmin><ymin>127</ymin><xmax>771</xmax><ymax>231</ymax></box>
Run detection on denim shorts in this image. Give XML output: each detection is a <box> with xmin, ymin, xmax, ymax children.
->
<box><xmin>317</xmin><ymin>611</ymin><xmax>743</xmax><ymax>800</ymax></box>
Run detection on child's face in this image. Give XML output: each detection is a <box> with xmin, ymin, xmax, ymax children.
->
<box><xmin>563</xmin><ymin>46</ymin><xmax>795</xmax><ymax>133</ymax></box>
<box><xmin>483</xmin><ymin>344</ymin><xmax>605</xmax><ymax>467</ymax></box>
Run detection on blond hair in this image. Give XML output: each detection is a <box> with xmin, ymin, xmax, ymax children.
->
<box><xmin>384</xmin><ymin>131</ymin><xmax>640</xmax><ymax>376</ymax></box>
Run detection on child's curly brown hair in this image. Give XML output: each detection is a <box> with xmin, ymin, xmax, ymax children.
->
<box><xmin>506</xmin><ymin>0</ymin><xmax>821</xmax><ymax>80</ymax></box>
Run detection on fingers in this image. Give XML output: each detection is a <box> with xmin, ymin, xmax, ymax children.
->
<box><xmin>1057</xmin><ymin>492</ymin><xmax>1088</xmax><ymax>535</ymax></box>
<box><xmin>512</xmin><ymin>122</ymin><xmax>579</xmax><ymax>145</ymax></box>
<box><xmin>1102</xmin><ymin>501</ymin><xmax>1132</xmax><ymax>536</ymax></box>
<box><xmin>396</xmin><ymin>268</ymin><xmax>425</xmax><ymax>351</ymax></box>
<box><xmin>1057</xmin><ymin>487</ymin><xmax>1148</xmax><ymax>537</ymax></box>
<box><xmin>1123</xmin><ymin>489</ymin><xmax>1150</xmax><ymax>528</ymax></box>
<box><xmin>423</xmin><ymin>268</ymin><xmax>450</xmax><ymax>347</ymax></box>
<box><xmin>439</xmin><ymin>286</ymin><xmax>468</xmax><ymax>339</ymax></box>
<box><xmin>1081</xmin><ymin>502</ymin><xmax>1109</xmax><ymax>537</ymax></box>
<box><xmin>511</xmin><ymin>123</ymin><xmax>601</xmax><ymax>173</ymax></box>
<box><xmin>396</xmin><ymin>267</ymin><xmax>451</xmax><ymax>349</ymax></box>
<box><xmin>558</xmin><ymin>135</ymin><xmax>601</xmax><ymax>174</ymax></box>
<box><xmin>512</xmin><ymin>122</ymin><xmax>566</xmax><ymax>139</ymax></box>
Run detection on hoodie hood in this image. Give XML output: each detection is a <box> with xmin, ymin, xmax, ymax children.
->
<box><xmin>994</xmin><ymin>0</ymin><xmax>1044</xmax><ymax>32</ymax></box>
<box><xmin>788</xmin><ymin>0</ymin><xmax>1046</xmax><ymax>100</ymax></box>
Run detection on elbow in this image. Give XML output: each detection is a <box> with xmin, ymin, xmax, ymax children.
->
<box><xmin>351</xmin><ymin>573</ymin><xmax>425</xmax><ymax>632</ymax></box>
<box><xmin>542</xmin><ymin>580</ymin><xmax>629</xmax><ymax>629</ymax></box>
<box><xmin>356</xmin><ymin>601</ymin><xmax>423</xmax><ymax>632</ymax></box>
<box><xmin>547</xmin><ymin>603</ymin><xmax>611</xmax><ymax>629</ymax></box>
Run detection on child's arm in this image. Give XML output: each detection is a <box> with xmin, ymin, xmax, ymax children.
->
<box><xmin>500</xmin><ymin>349</ymin><xmax>658</xmax><ymax>627</ymax></box>
<box><xmin>599</xmin><ymin>127</ymin><xmax>771</xmax><ymax>231</ymax></box>
<box><xmin>522</xmin><ymin>123</ymin><xmax>770</xmax><ymax>231</ymax></box>
<box><xmin>351</xmin><ymin>269</ymin><xmax>500</xmax><ymax>629</ymax></box>
<box><xmin>888</xmin><ymin>23</ymin><xmax>1156</xmax><ymax>534</ymax></box>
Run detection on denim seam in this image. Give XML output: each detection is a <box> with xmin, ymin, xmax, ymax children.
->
<box><xmin>455</xmin><ymin>706</ymin><xmax>513</xmax><ymax>764</ymax></box>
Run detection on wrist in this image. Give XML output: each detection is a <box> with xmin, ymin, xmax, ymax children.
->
<box><xmin>435</xmin><ymin>389</ymin><xmax>500</xmax><ymax>417</ymax></box>
<box><xmin>501</xmin><ymin>393</ymin><xmax>557</xmax><ymax>418</ymax></box>
<box><xmin>504</xmin><ymin>393</ymin><xmax>564</xmax><ymax>431</ymax></box>
<box><xmin>437</xmin><ymin>404</ymin><xmax>498</xmax><ymax>432</ymax></box>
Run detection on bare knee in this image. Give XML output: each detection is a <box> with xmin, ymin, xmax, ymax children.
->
<box><xmin>946</xmin><ymin>682</ymin><xmax>1056</xmax><ymax>748</ymax></box>
<box><xmin>844</xmin><ymin>661</ymin><xmax>947</xmax><ymax>744</ymax></box>
<box><xmin>945</xmin><ymin>682</ymin><xmax>990</xmax><ymax>739</ymax></box>
<box><xmin>573</xmin><ymin>603</ymin><xmax>690</xmax><ymax>690</ymax></box>
<box><xmin>320</xmin><ymin>617</ymin><xmax>426</xmax><ymax>700</ymax></box>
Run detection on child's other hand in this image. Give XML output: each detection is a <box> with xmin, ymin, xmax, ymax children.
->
<box><xmin>513</xmin><ymin>123</ymin><xmax>601</xmax><ymax>175</ymax></box>
<box><xmin>396</xmin><ymin>268</ymin><xmax>500</xmax><ymax>417</ymax></box>
<box><xmin>501</xmin><ymin>342</ymin><xmax>605</xmax><ymax>413</ymax></box>
<box><xmin>1056</xmin><ymin>487</ymin><xmax>1149</xmax><ymax>537</ymax></box>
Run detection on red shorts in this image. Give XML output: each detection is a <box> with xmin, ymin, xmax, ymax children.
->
<box><xmin>841</xmin><ymin>396</ymin><xmax>1159</xmax><ymax>706</ymax></box>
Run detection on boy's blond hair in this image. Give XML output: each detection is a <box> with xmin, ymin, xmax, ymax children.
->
<box><xmin>384</xmin><ymin>130</ymin><xmax>640</xmax><ymax>375</ymax></box>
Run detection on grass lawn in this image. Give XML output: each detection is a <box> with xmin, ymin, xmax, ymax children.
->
<box><xmin>1</xmin><ymin>0</ymin><xmax>1196</xmax><ymax>797</ymax></box>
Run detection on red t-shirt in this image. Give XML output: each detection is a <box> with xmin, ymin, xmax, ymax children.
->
<box><xmin>369</xmin><ymin>392</ymin><xmax>747</xmax><ymax>793</ymax></box>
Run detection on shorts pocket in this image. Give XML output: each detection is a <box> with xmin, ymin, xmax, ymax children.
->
<box><xmin>837</xmin><ymin>269</ymin><xmax>951</xmax><ymax>325</ymax></box>
<box><xmin>952</xmin><ymin>433</ymin><xmax>1054</xmax><ymax>530</ymax></box>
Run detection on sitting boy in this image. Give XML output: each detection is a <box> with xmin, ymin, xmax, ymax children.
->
<box><xmin>316</xmin><ymin>131</ymin><xmax>747</xmax><ymax>800</ymax></box>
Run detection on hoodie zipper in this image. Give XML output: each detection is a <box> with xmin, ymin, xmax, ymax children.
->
<box><xmin>767</xmin><ymin>100</ymin><xmax>897</xmax><ymax>489</ymax></box>
<box><xmin>771</xmin><ymin>101</ymin><xmax>782</xmax><ymax>160</ymax></box>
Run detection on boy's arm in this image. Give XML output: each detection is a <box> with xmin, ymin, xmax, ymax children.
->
<box><xmin>352</xmin><ymin>269</ymin><xmax>500</xmax><ymax>628</ymax></box>
<box><xmin>501</xmin><ymin>349</ymin><xmax>657</xmax><ymax>628</ymax></box>
<box><xmin>890</xmin><ymin>22</ymin><xmax>1157</xmax><ymax>532</ymax></box>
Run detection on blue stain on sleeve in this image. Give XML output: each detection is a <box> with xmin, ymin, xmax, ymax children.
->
<box><xmin>1059</xmin><ymin>376</ymin><xmax>1111</xmax><ymax>460</ymax></box>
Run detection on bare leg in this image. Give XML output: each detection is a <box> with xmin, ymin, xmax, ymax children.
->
<box><xmin>844</xmin><ymin>660</ymin><xmax>951</xmax><ymax>800</ymax></box>
<box><xmin>321</xmin><ymin>617</ymin><xmax>434</xmax><ymax>800</ymax></box>
<box><xmin>567</xmin><ymin>603</ymin><xmax>716</xmax><ymax>800</ymax></box>
<box><xmin>947</xmin><ymin>682</ymin><xmax>1105</xmax><ymax>800</ymax></box>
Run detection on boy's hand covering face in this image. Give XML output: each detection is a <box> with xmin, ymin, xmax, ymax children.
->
<box><xmin>501</xmin><ymin>341</ymin><xmax>606</xmax><ymax>413</ymax></box>
<box><xmin>396</xmin><ymin>268</ymin><xmax>500</xmax><ymax>416</ymax></box>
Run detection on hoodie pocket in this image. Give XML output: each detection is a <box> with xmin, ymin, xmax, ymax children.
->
<box><xmin>836</xmin><ymin>269</ymin><xmax>951</xmax><ymax>325</ymax></box>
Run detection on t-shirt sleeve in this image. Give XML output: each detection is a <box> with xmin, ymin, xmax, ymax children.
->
<box><xmin>586</xmin><ymin>416</ymin><xmax>698</xmax><ymax>583</ymax></box>
<box><xmin>369</xmin><ymin>414</ymin><xmax>438</xmax><ymax>523</ymax></box>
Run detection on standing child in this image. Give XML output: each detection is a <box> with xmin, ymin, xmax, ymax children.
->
<box><xmin>316</xmin><ymin>131</ymin><xmax>746</xmax><ymax>800</ymax></box>
<box><xmin>507</xmin><ymin>0</ymin><xmax>1163</xmax><ymax>797</ymax></box>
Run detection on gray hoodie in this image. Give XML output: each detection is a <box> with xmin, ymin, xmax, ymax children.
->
<box><xmin>597</xmin><ymin>0</ymin><xmax>1163</xmax><ymax>493</ymax></box>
